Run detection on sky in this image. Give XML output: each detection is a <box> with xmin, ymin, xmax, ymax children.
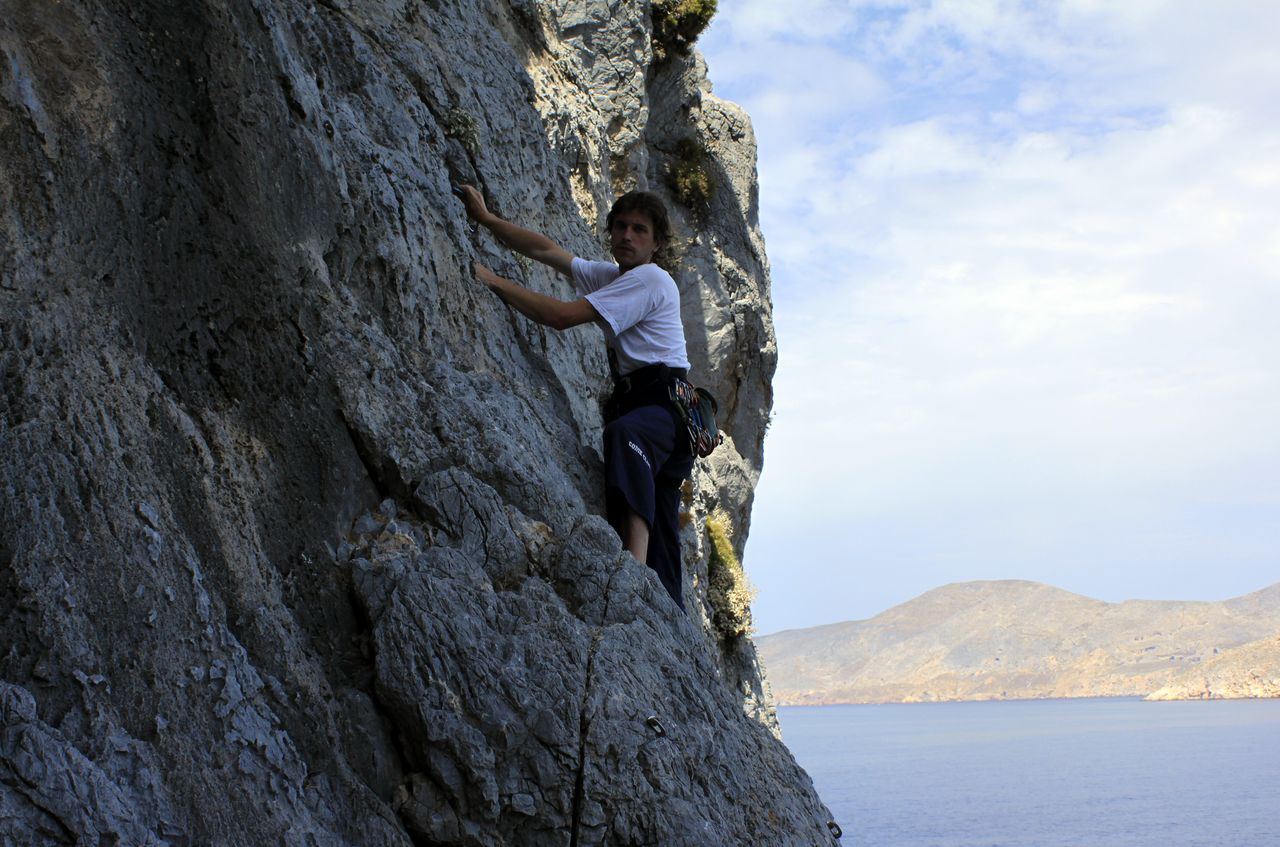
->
<box><xmin>698</xmin><ymin>0</ymin><xmax>1280</xmax><ymax>635</ymax></box>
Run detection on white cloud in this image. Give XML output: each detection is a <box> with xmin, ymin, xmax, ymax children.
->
<box><xmin>701</xmin><ymin>1</ymin><xmax>1280</xmax><ymax>632</ymax></box>
<box><xmin>708</xmin><ymin>0</ymin><xmax>862</xmax><ymax>42</ymax></box>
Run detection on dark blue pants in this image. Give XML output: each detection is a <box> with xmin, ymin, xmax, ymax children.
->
<box><xmin>603</xmin><ymin>404</ymin><xmax>693</xmax><ymax>609</ymax></box>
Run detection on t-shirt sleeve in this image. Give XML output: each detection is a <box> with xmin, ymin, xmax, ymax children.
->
<box><xmin>571</xmin><ymin>257</ymin><xmax>617</xmax><ymax>297</ymax></box>
<box><xmin>583</xmin><ymin>267</ymin><xmax>659</xmax><ymax>335</ymax></box>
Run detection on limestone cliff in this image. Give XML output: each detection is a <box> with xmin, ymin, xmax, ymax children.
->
<box><xmin>759</xmin><ymin>581</ymin><xmax>1280</xmax><ymax>705</ymax></box>
<box><xmin>0</xmin><ymin>1</ymin><xmax>834</xmax><ymax>844</ymax></box>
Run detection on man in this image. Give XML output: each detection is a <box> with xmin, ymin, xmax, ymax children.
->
<box><xmin>455</xmin><ymin>185</ymin><xmax>694</xmax><ymax>609</ymax></box>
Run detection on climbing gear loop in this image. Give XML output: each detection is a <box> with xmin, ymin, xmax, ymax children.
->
<box><xmin>669</xmin><ymin>378</ymin><xmax>722</xmax><ymax>458</ymax></box>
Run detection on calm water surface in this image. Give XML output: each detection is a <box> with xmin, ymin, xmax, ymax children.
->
<box><xmin>778</xmin><ymin>698</ymin><xmax>1280</xmax><ymax>847</ymax></box>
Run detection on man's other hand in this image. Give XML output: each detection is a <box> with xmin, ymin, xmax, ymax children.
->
<box><xmin>473</xmin><ymin>262</ymin><xmax>503</xmax><ymax>291</ymax></box>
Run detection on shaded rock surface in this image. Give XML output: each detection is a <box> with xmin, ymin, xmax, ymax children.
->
<box><xmin>0</xmin><ymin>0</ymin><xmax>831</xmax><ymax>843</ymax></box>
<box><xmin>759</xmin><ymin>581</ymin><xmax>1280</xmax><ymax>705</ymax></box>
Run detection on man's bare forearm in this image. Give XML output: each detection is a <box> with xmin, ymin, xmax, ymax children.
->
<box><xmin>480</xmin><ymin>213</ymin><xmax>561</xmax><ymax>259</ymax></box>
<box><xmin>457</xmin><ymin>185</ymin><xmax>573</xmax><ymax>276</ymax></box>
<box><xmin>475</xmin><ymin>263</ymin><xmax>598</xmax><ymax>330</ymax></box>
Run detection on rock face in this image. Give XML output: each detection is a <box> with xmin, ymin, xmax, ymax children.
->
<box><xmin>758</xmin><ymin>581</ymin><xmax>1280</xmax><ymax>705</ymax></box>
<box><xmin>0</xmin><ymin>1</ymin><xmax>831</xmax><ymax>844</ymax></box>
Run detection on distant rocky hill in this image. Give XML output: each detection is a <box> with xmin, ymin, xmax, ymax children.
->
<box><xmin>758</xmin><ymin>581</ymin><xmax>1280</xmax><ymax>705</ymax></box>
<box><xmin>1146</xmin><ymin>634</ymin><xmax>1280</xmax><ymax>700</ymax></box>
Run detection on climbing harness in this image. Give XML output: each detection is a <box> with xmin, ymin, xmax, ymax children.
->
<box><xmin>604</xmin><ymin>360</ymin><xmax>682</xmax><ymax>422</ymax></box>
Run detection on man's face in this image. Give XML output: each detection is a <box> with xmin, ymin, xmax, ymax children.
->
<box><xmin>609</xmin><ymin>210</ymin><xmax>660</xmax><ymax>270</ymax></box>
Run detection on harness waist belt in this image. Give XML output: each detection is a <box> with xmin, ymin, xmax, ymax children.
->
<box><xmin>613</xmin><ymin>363</ymin><xmax>687</xmax><ymax>395</ymax></box>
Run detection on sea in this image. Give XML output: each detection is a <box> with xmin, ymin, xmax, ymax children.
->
<box><xmin>777</xmin><ymin>698</ymin><xmax>1280</xmax><ymax>847</ymax></box>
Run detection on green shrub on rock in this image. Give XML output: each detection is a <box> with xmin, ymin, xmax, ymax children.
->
<box><xmin>652</xmin><ymin>0</ymin><xmax>717</xmax><ymax>59</ymax></box>
<box><xmin>668</xmin><ymin>138</ymin><xmax>716</xmax><ymax>213</ymax></box>
<box><xmin>445</xmin><ymin>106</ymin><xmax>480</xmax><ymax>157</ymax></box>
<box><xmin>706</xmin><ymin>511</ymin><xmax>755</xmax><ymax>641</ymax></box>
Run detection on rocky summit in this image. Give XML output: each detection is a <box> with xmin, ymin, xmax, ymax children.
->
<box><xmin>0</xmin><ymin>1</ymin><xmax>835</xmax><ymax>844</ymax></box>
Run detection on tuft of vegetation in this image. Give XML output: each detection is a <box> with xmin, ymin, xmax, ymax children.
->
<box><xmin>668</xmin><ymin>138</ymin><xmax>716</xmax><ymax>213</ymax></box>
<box><xmin>705</xmin><ymin>511</ymin><xmax>756</xmax><ymax>641</ymax></box>
<box><xmin>445</xmin><ymin>106</ymin><xmax>480</xmax><ymax>157</ymax></box>
<box><xmin>651</xmin><ymin>0</ymin><xmax>717</xmax><ymax>60</ymax></box>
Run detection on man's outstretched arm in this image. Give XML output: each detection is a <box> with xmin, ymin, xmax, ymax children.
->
<box><xmin>456</xmin><ymin>185</ymin><xmax>574</xmax><ymax>278</ymax></box>
<box><xmin>474</xmin><ymin>262</ymin><xmax>600</xmax><ymax>330</ymax></box>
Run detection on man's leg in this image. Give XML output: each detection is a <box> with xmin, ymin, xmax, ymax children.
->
<box><xmin>647</xmin><ymin>479</ymin><xmax>686</xmax><ymax>610</ymax></box>
<box><xmin>604</xmin><ymin>406</ymin><xmax>683</xmax><ymax>604</ymax></box>
<box><xmin>625</xmin><ymin>510</ymin><xmax>649</xmax><ymax>562</ymax></box>
<box><xmin>603</xmin><ymin>407</ymin><xmax>667</xmax><ymax>535</ymax></box>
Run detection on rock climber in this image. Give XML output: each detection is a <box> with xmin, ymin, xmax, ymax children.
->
<box><xmin>454</xmin><ymin>184</ymin><xmax>694</xmax><ymax>610</ymax></box>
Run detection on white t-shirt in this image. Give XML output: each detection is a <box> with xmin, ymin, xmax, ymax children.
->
<box><xmin>572</xmin><ymin>257</ymin><xmax>690</xmax><ymax>376</ymax></box>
